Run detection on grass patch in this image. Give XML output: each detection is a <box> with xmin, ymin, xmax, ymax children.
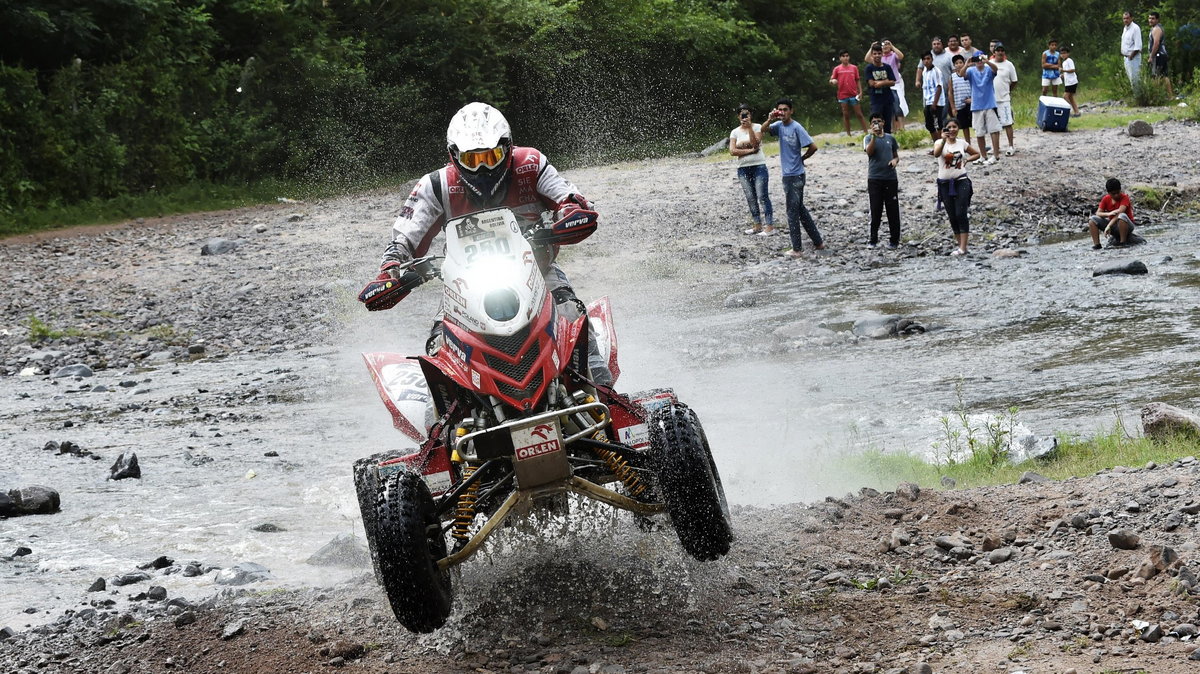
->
<box><xmin>845</xmin><ymin>422</ymin><xmax>1200</xmax><ymax>491</ymax></box>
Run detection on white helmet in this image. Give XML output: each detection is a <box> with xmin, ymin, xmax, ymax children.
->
<box><xmin>447</xmin><ymin>102</ymin><xmax>513</xmax><ymax>203</ymax></box>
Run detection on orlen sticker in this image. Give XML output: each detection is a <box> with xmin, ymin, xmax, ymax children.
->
<box><xmin>617</xmin><ymin>423</ymin><xmax>650</xmax><ymax>449</ymax></box>
<box><xmin>512</xmin><ymin>422</ymin><xmax>562</xmax><ymax>460</ymax></box>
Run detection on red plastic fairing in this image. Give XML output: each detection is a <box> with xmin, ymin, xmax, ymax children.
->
<box><xmin>586</xmin><ymin>297</ymin><xmax>620</xmax><ymax>384</ymax></box>
<box><xmin>362</xmin><ymin>353</ymin><xmax>428</xmax><ymax>443</ymax></box>
<box><xmin>426</xmin><ymin>293</ymin><xmax>564</xmax><ymax>411</ymax></box>
<box><xmin>377</xmin><ymin>443</ymin><xmax>454</xmax><ymax>496</ymax></box>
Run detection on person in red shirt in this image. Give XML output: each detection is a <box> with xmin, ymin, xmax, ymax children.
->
<box><xmin>829</xmin><ymin>50</ymin><xmax>868</xmax><ymax>136</ymax></box>
<box><xmin>1088</xmin><ymin>177</ymin><xmax>1136</xmax><ymax>249</ymax></box>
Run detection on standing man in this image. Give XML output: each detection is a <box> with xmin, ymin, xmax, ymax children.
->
<box><xmin>1122</xmin><ymin>11</ymin><xmax>1143</xmax><ymax>89</ymax></box>
<box><xmin>1148</xmin><ymin>12</ymin><xmax>1176</xmax><ymax>98</ymax></box>
<box><xmin>957</xmin><ymin>55</ymin><xmax>1002</xmax><ymax>165</ymax></box>
<box><xmin>931</xmin><ymin>37</ymin><xmax>954</xmax><ymax>128</ymax></box>
<box><xmin>991</xmin><ymin>44</ymin><xmax>1019</xmax><ymax>155</ymax></box>
<box><xmin>1040</xmin><ymin>39</ymin><xmax>1062</xmax><ymax>96</ymax></box>
<box><xmin>960</xmin><ymin>33</ymin><xmax>984</xmax><ymax>59</ymax></box>
<box><xmin>764</xmin><ymin>99</ymin><xmax>825</xmax><ymax>258</ymax></box>
<box><xmin>864</xmin><ymin>43</ymin><xmax>897</xmax><ymax>133</ymax></box>
<box><xmin>830</xmin><ymin>50</ymin><xmax>869</xmax><ymax>137</ymax></box>
<box><xmin>916</xmin><ymin>50</ymin><xmax>945</xmax><ymax>141</ymax></box>
<box><xmin>863</xmin><ymin>113</ymin><xmax>902</xmax><ymax>249</ymax></box>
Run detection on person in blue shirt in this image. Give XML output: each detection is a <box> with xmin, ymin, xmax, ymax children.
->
<box><xmin>957</xmin><ymin>55</ymin><xmax>1002</xmax><ymax>165</ymax></box>
<box><xmin>763</xmin><ymin>98</ymin><xmax>826</xmax><ymax>258</ymax></box>
<box><xmin>1040</xmin><ymin>39</ymin><xmax>1062</xmax><ymax>96</ymax></box>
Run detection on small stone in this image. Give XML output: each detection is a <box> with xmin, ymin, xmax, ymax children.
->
<box><xmin>1108</xmin><ymin>529</ymin><xmax>1140</xmax><ymax>550</ymax></box>
<box><xmin>1141</xmin><ymin>624</ymin><xmax>1164</xmax><ymax>642</ymax></box>
<box><xmin>88</xmin><ymin>578</ymin><xmax>106</xmax><ymax>592</ymax></box>
<box><xmin>940</xmin><ymin>476</ymin><xmax>956</xmax><ymax>489</ymax></box>
<box><xmin>220</xmin><ymin>619</ymin><xmax>246</xmax><ymax>640</ymax></box>
<box><xmin>174</xmin><ymin>612</ymin><xmax>196</xmax><ymax>628</ymax></box>
<box><xmin>187</xmin><ymin>344</ymin><xmax>206</xmax><ymax>355</ymax></box>
<box><xmin>12</xmin><ymin>546</ymin><xmax>32</xmax><ymax>557</ymax></box>
<box><xmin>988</xmin><ymin>547</ymin><xmax>1014</xmax><ymax>564</ymax></box>
<box><xmin>252</xmin><ymin>523</ymin><xmax>284</xmax><ymax>533</ymax></box>
<box><xmin>591</xmin><ymin>616</ymin><xmax>609</xmax><ymax>631</ymax></box>
<box><xmin>1127</xmin><ymin>119</ymin><xmax>1154</xmax><ymax>137</ymax></box>
<box><xmin>108</xmin><ymin>452</ymin><xmax>141</xmax><ymax>480</ymax></box>
<box><xmin>1018</xmin><ymin>471</ymin><xmax>1050</xmax><ymax>484</ymax></box>
<box><xmin>51</xmin><ymin>364</ymin><xmax>94</xmax><ymax>378</ymax></box>
<box><xmin>896</xmin><ymin>482</ymin><xmax>920</xmax><ymax>501</ymax></box>
<box><xmin>147</xmin><ymin>586</ymin><xmax>167</xmax><ymax>601</ymax></box>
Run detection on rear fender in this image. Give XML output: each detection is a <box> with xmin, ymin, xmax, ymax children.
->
<box><xmin>376</xmin><ymin>442</ymin><xmax>454</xmax><ymax>497</ymax></box>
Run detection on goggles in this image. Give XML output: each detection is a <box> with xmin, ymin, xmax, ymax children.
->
<box><xmin>457</xmin><ymin>145</ymin><xmax>506</xmax><ymax>172</ymax></box>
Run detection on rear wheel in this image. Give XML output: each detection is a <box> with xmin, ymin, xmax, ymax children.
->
<box><xmin>375</xmin><ymin>470</ymin><xmax>453</xmax><ymax>632</ymax></box>
<box><xmin>649</xmin><ymin>403</ymin><xmax>733</xmax><ymax>561</ymax></box>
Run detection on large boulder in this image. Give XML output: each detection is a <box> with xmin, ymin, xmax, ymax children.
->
<box><xmin>1</xmin><ymin>486</ymin><xmax>61</xmax><ymax>517</ymax></box>
<box><xmin>1093</xmin><ymin>259</ymin><xmax>1148</xmax><ymax>277</ymax></box>
<box><xmin>1142</xmin><ymin>402</ymin><xmax>1200</xmax><ymax>441</ymax></box>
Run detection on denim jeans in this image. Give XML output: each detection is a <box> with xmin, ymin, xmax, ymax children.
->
<box><xmin>736</xmin><ymin>164</ymin><xmax>774</xmax><ymax>225</ymax></box>
<box><xmin>781</xmin><ymin>174</ymin><xmax>823</xmax><ymax>251</ymax></box>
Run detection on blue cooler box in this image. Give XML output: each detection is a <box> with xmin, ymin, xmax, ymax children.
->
<box><xmin>1037</xmin><ymin>96</ymin><xmax>1071</xmax><ymax>131</ymax></box>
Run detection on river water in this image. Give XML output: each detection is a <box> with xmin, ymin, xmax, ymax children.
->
<box><xmin>3</xmin><ymin>220</ymin><xmax>1198</xmax><ymax>628</ymax></box>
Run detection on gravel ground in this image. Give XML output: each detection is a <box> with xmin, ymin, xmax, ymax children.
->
<box><xmin>3</xmin><ymin>112</ymin><xmax>1200</xmax><ymax>673</ymax></box>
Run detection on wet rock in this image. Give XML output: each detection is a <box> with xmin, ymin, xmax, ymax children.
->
<box><xmin>723</xmin><ymin>291</ymin><xmax>759</xmax><ymax>308</ymax></box>
<box><xmin>1092</xmin><ymin>259</ymin><xmax>1148</xmax><ymax>276</ymax></box>
<box><xmin>305</xmin><ymin>533</ymin><xmax>370</xmax><ymax>568</ymax></box>
<box><xmin>108</xmin><ymin>452</ymin><xmax>141</xmax><ymax>480</ymax></box>
<box><xmin>2</xmin><ymin>486</ymin><xmax>61</xmax><ymax>516</ymax></box>
<box><xmin>201</xmin><ymin>238</ymin><xmax>240</xmax><ymax>256</ymax></box>
<box><xmin>51</xmin><ymin>364</ymin><xmax>94</xmax><ymax>378</ymax></box>
<box><xmin>174</xmin><ymin>612</ymin><xmax>196</xmax><ymax>628</ymax></box>
<box><xmin>147</xmin><ymin>586</ymin><xmax>167</xmax><ymax>601</ymax></box>
<box><xmin>214</xmin><ymin>562</ymin><xmax>271</xmax><ymax>585</ymax></box>
<box><xmin>138</xmin><ymin>556</ymin><xmax>174</xmax><ymax>570</ymax></box>
<box><xmin>1014</xmin><ymin>435</ymin><xmax>1058</xmax><ymax>462</ymax></box>
<box><xmin>1141</xmin><ymin>402</ymin><xmax>1200</xmax><ymax>441</ymax></box>
<box><xmin>111</xmin><ymin>572</ymin><xmax>150</xmax><ymax>586</ymax></box>
<box><xmin>1108</xmin><ymin>529</ymin><xmax>1140</xmax><ymax>550</ymax></box>
<box><xmin>251</xmin><ymin>523</ymin><xmax>284</xmax><ymax>533</ymax></box>
<box><xmin>772</xmin><ymin>320</ymin><xmax>837</xmax><ymax>342</ymax></box>
<box><xmin>895</xmin><ymin>482</ymin><xmax>920</xmax><ymax>502</ymax></box>
<box><xmin>0</xmin><ymin>626</ymin><xmax>14</xmax><ymax>640</ymax></box>
<box><xmin>1127</xmin><ymin>120</ymin><xmax>1154</xmax><ymax>137</ymax></box>
<box><xmin>1018</xmin><ymin>471</ymin><xmax>1050</xmax><ymax>484</ymax></box>
<box><xmin>852</xmin><ymin>315</ymin><xmax>926</xmax><ymax>338</ymax></box>
<box><xmin>11</xmin><ymin>546</ymin><xmax>32</xmax><ymax>557</ymax></box>
<box><xmin>87</xmin><ymin>578</ymin><xmax>106</xmax><ymax>592</ymax></box>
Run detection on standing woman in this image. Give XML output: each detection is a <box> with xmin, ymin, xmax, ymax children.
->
<box><xmin>933</xmin><ymin>120</ymin><xmax>979</xmax><ymax>255</ymax></box>
<box><xmin>729</xmin><ymin>104</ymin><xmax>775</xmax><ymax>236</ymax></box>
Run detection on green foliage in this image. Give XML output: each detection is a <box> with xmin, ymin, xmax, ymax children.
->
<box><xmin>27</xmin><ymin>315</ymin><xmax>63</xmax><ymax>342</ymax></box>
<box><xmin>892</xmin><ymin>129</ymin><xmax>929</xmax><ymax>151</ymax></box>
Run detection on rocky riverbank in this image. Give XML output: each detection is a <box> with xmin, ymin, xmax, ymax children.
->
<box><xmin>3</xmin><ymin>114</ymin><xmax>1200</xmax><ymax>673</ymax></box>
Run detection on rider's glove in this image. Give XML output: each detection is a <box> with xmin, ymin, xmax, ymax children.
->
<box><xmin>358</xmin><ymin>261</ymin><xmax>423</xmax><ymax>311</ymax></box>
<box><xmin>554</xmin><ymin>193</ymin><xmax>592</xmax><ymax>220</ymax></box>
<box><xmin>539</xmin><ymin>194</ymin><xmax>597</xmax><ymax>245</ymax></box>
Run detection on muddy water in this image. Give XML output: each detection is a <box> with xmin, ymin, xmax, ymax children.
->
<box><xmin>3</xmin><ymin>222</ymin><xmax>1197</xmax><ymax>628</ymax></box>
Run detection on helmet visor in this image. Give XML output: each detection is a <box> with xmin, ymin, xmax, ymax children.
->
<box><xmin>457</xmin><ymin>145</ymin><xmax>507</xmax><ymax>172</ymax></box>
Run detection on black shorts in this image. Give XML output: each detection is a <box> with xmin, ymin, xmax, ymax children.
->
<box><xmin>1065</xmin><ymin>84</ymin><xmax>1078</xmax><ymax>94</ymax></box>
<box><xmin>924</xmin><ymin>105</ymin><xmax>942</xmax><ymax>133</ymax></box>
<box><xmin>1153</xmin><ymin>53</ymin><xmax>1168</xmax><ymax>77</ymax></box>
<box><xmin>956</xmin><ymin>105</ymin><xmax>971</xmax><ymax>132</ymax></box>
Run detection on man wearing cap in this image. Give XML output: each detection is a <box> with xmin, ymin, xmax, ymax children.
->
<box><xmin>1121</xmin><ymin>11</ymin><xmax>1143</xmax><ymax>88</ymax></box>
<box><xmin>990</xmin><ymin>44</ymin><xmax>1019</xmax><ymax>156</ymax></box>
<box><xmin>956</xmin><ymin>55</ymin><xmax>1002</xmax><ymax>165</ymax></box>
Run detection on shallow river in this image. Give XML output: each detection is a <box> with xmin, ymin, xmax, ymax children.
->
<box><xmin>3</xmin><ymin>220</ymin><xmax>1198</xmax><ymax>628</ymax></box>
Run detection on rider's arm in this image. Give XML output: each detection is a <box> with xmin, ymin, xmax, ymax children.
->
<box><xmin>382</xmin><ymin>171</ymin><xmax>446</xmax><ymax>267</ymax></box>
<box><xmin>535</xmin><ymin>155</ymin><xmax>586</xmax><ymax>210</ymax></box>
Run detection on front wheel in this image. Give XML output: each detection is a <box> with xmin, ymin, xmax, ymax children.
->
<box><xmin>649</xmin><ymin>403</ymin><xmax>733</xmax><ymax>561</ymax></box>
<box><xmin>375</xmin><ymin>470</ymin><xmax>453</xmax><ymax>632</ymax></box>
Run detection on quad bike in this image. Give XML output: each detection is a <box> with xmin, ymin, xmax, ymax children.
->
<box><xmin>354</xmin><ymin>207</ymin><xmax>732</xmax><ymax>633</ymax></box>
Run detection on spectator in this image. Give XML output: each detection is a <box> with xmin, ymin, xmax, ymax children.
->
<box><xmin>933</xmin><ymin>120</ymin><xmax>980</xmax><ymax>255</ymax></box>
<box><xmin>948</xmin><ymin>54</ymin><xmax>972</xmax><ymax>142</ymax></box>
<box><xmin>958</xmin><ymin>55</ymin><xmax>1002</xmax><ymax>165</ymax></box>
<box><xmin>916</xmin><ymin>50</ymin><xmax>945</xmax><ymax>141</ymax></box>
<box><xmin>1060</xmin><ymin>46</ymin><xmax>1081</xmax><ymax>116</ymax></box>
<box><xmin>830</xmin><ymin>50</ymin><xmax>868</xmax><ymax>136</ymax></box>
<box><xmin>991</xmin><ymin>44</ymin><xmax>1019</xmax><ymax>154</ymax></box>
<box><xmin>763</xmin><ymin>99</ymin><xmax>826</xmax><ymax>258</ymax></box>
<box><xmin>1148</xmin><ymin>12</ymin><xmax>1176</xmax><ymax>98</ymax></box>
<box><xmin>863</xmin><ymin>112</ymin><xmax>902</xmax><ymax>249</ymax></box>
<box><xmin>946</xmin><ymin>35</ymin><xmax>964</xmax><ymax>59</ymax></box>
<box><xmin>1088</xmin><ymin>177</ymin><xmax>1136</xmax><ymax>249</ymax></box>
<box><xmin>864</xmin><ymin>43</ymin><xmax>898</xmax><ymax>133</ymax></box>
<box><xmin>882</xmin><ymin>39</ymin><xmax>909</xmax><ymax>131</ymax></box>
<box><xmin>1122</xmin><ymin>11</ymin><xmax>1143</xmax><ymax>88</ymax></box>
<box><xmin>729</xmin><ymin>104</ymin><xmax>775</xmax><ymax>236</ymax></box>
<box><xmin>1041</xmin><ymin>39</ymin><xmax>1062</xmax><ymax>96</ymax></box>
<box><xmin>960</xmin><ymin>33</ymin><xmax>984</xmax><ymax>59</ymax></box>
<box><xmin>931</xmin><ymin>37</ymin><xmax>954</xmax><ymax>127</ymax></box>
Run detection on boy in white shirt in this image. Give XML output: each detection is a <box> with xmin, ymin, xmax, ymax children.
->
<box><xmin>1061</xmin><ymin>46</ymin><xmax>1080</xmax><ymax>117</ymax></box>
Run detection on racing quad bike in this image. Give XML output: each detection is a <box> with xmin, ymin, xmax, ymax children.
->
<box><xmin>353</xmin><ymin>207</ymin><xmax>732</xmax><ymax>633</ymax></box>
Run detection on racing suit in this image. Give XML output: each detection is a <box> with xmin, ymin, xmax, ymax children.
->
<box><xmin>381</xmin><ymin>146</ymin><xmax>613</xmax><ymax>386</ymax></box>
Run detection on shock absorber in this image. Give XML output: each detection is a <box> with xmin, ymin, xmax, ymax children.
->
<box><xmin>593</xmin><ymin>445</ymin><xmax>647</xmax><ymax>497</ymax></box>
<box><xmin>452</xmin><ymin>463</ymin><xmax>480</xmax><ymax>545</ymax></box>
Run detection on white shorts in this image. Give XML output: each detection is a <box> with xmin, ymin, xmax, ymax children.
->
<box><xmin>1041</xmin><ymin>77</ymin><xmax>1063</xmax><ymax>86</ymax></box>
<box><xmin>972</xmin><ymin>108</ymin><xmax>1001</xmax><ymax>135</ymax></box>
<box><xmin>996</xmin><ymin>102</ymin><xmax>1014</xmax><ymax>127</ymax></box>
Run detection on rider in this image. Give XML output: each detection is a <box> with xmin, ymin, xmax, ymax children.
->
<box><xmin>365</xmin><ymin>102</ymin><xmax>613</xmax><ymax>386</ymax></box>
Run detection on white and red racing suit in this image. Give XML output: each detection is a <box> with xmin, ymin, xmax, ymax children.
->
<box><xmin>380</xmin><ymin>146</ymin><xmax>612</xmax><ymax>385</ymax></box>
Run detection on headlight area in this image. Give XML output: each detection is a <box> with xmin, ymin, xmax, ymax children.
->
<box><xmin>483</xmin><ymin>288</ymin><xmax>521</xmax><ymax>322</ymax></box>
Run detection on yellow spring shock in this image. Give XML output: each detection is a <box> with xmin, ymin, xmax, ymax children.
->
<box><xmin>452</xmin><ymin>462</ymin><xmax>480</xmax><ymax>544</ymax></box>
<box><xmin>582</xmin><ymin>397</ymin><xmax>647</xmax><ymax>497</ymax></box>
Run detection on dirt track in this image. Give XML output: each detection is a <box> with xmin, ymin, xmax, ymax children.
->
<box><xmin>4</xmin><ymin>113</ymin><xmax>1200</xmax><ymax>673</ymax></box>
